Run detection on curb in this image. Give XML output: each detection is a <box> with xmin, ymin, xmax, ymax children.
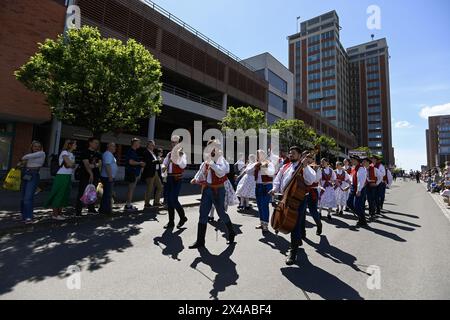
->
<box><xmin>0</xmin><ymin>201</ymin><xmax>200</xmax><ymax>237</ymax></box>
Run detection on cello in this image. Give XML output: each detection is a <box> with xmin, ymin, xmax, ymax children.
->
<box><xmin>271</xmin><ymin>148</ymin><xmax>318</xmax><ymax>234</ymax></box>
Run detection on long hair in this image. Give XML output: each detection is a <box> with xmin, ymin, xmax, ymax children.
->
<box><xmin>62</xmin><ymin>139</ymin><xmax>76</xmax><ymax>151</ymax></box>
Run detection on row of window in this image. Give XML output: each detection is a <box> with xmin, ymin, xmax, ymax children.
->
<box><xmin>308</xmin><ymin>54</ymin><xmax>321</xmax><ymax>63</ymax></box>
<box><xmin>268</xmin><ymin>69</ymin><xmax>288</xmax><ymax>94</ymax></box>
<box><xmin>367</xmin><ymin>65</ymin><xmax>379</xmax><ymax>72</ymax></box>
<box><xmin>322</xmin><ymin>69</ymin><xmax>335</xmax><ymax>77</ymax></box>
<box><xmin>308</xmin><ymin>63</ymin><xmax>321</xmax><ymax>71</ymax></box>
<box><xmin>308</xmin><ymin>44</ymin><xmax>321</xmax><ymax>54</ymax></box>
<box><xmin>368</xmin><ymin>89</ymin><xmax>380</xmax><ymax>96</ymax></box>
<box><xmin>368</xmin><ymin>122</ymin><xmax>382</xmax><ymax>130</ymax></box>
<box><xmin>322</xmin><ymin>109</ymin><xmax>337</xmax><ymax>117</ymax></box>
<box><xmin>322</xmin><ymin>49</ymin><xmax>336</xmax><ymax>58</ymax></box>
<box><xmin>439</xmin><ymin>132</ymin><xmax>450</xmax><ymax>139</ymax></box>
<box><xmin>439</xmin><ymin>139</ymin><xmax>450</xmax><ymax>145</ymax></box>
<box><xmin>368</xmin><ymin>114</ymin><xmax>381</xmax><ymax>121</ymax></box>
<box><xmin>439</xmin><ymin>147</ymin><xmax>450</xmax><ymax>154</ymax></box>
<box><xmin>323</xmin><ymin>59</ymin><xmax>336</xmax><ymax>67</ymax></box>
<box><xmin>368</xmin><ymin>97</ymin><xmax>381</xmax><ymax>104</ymax></box>
<box><xmin>322</xmin><ymin>40</ymin><xmax>335</xmax><ymax>49</ymax></box>
<box><xmin>369</xmin><ymin>141</ymin><xmax>383</xmax><ymax>148</ymax></box>
<box><xmin>308</xmin><ymin>73</ymin><xmax>321</xmax><ymax>81</ymax></box>
<box><xmin>369</xmin><ymin>132</ymin><xmax>383</xmax><ymax>139</ymax></box>
<box><xmin>308</xmin><ymin>34</ymin><xmax>321</xmax><ymax>44</ymax></box>
<box><xmin>367</xmin><ymin>73</ymin><xmax>379</xmax><ymax>80</ymax></box>
<box><xmin>368</xmin><ymin>106</ymin><xmax>381</xmax><ymax>113</ymax></box>
<box><xmin>366</xmin><ymin>57</ymin><xmax>379</xmax><ymax>64</ymax></box>
<box><xmin>322</xmin><ymin>79</ymin><xmax>336</xmax><ymax>87</ymax></box>
<box><xmin>268</xmin><ymin>92</ymin><xmax>287</xmax><ymax>113</ymax></box>
<box><xmin>367</xmin><ymin>81</ymin><xmax>380</xmax><ymax>88</ymax></box>
<box><xmin>323</xmin><ymin>89</ymin><xmax>335</xmax><ymax>97</ymax></box>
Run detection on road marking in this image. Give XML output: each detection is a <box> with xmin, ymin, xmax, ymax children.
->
<box><xmin>422</xmin><ymin>184</ymin><xmax>450</xmax><ymax>223</ymax></box>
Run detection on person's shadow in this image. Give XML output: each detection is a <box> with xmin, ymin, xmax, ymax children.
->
<box><xmin>153</xmin><ymin>228</ymin><xmax>185</xmax><ymax>261</ymax></box>
<box><xmin>190</xmin><ymin>244</ymin><xmax>238</xmax><ymax>300</ymax></box>
<box><xmin>259</xmin><ymin>231</ymin><xmax>290</xmax><ymax>255</ymax></box>
<box><xmin>281</xmin><ymin>248</ymin><xmax>364</xmax><ymax>300</ymax></box>
<box><xmin>304</xmin><ymin>236</ymin><xmax>367</xmax><ymax>274</ymax></box>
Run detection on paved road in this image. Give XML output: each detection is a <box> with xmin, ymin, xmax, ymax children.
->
<box><xmin>1</xmin><ymin>180</ymin><xmax>449</xmax><ymax>300</ymax></box>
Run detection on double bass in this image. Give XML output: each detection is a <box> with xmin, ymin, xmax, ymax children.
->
<box><xmin>271</xmin><ymin>149</ymin><xmax>318</xmax><ymax>234</ymax></box>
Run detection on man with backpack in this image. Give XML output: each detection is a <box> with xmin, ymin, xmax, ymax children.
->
<box><xmin>75</xmin><ymin>138</ymin><xmax>102</xmax><ymax>216</ymax></box>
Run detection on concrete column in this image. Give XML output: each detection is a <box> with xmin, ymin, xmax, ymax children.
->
<box><xmin>222</xmin><ymin>93</ymin><xmax>228</xmax><ymax>111</ymax></box>
<box><xmin>48</xmin><ymin>117</ymin><xmax>62</xmax><ymax>157</ymax></box>
<box><xmin>148</xmin><ymin>116</ymin><xmax>156</xmax><ymax>140</ymax></box>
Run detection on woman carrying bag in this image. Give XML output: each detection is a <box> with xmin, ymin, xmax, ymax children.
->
<box><xmin>45</xmin><ymin>139</ymin><xmax>77</xmax><ymax>220</ymax></box>
<box><xmin>19</xmin><ymin>141</ymin><xmax>46</xmax><ymax>224</ymax></box>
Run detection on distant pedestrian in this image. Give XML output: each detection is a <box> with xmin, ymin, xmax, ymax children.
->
<box><xmin>19</xmin><ymin>141</ymin><xmax>46</xmax><ymax>224</ymax></box>
<box><xmin>124</xmin><ymin>138</ymin><xmax>146</xmax><ymax>212</ymax></box>
<box><xmin>45</xmin><ymin>139</ymin><xmax>77</xmax><ymax>220</ymax></box>
<box><xmin>99</xmin><ymin>142</ymin><xmax>118</xmax><ymax>215</ymax></box>
<box><xmin>75</xmin><ymin>137</ymin><xmax>101</xmax><ymax>216</ymax></box>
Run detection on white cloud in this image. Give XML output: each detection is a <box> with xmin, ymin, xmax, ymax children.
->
<box><xmin>419</xmin><ymin>102</ymin><xmax>450</xmax><ymax>119</ymax></box>
<box><xmin>394</xmin><ymin>121</ymin><xmax>413</xmax><ymax>129</ymax></box>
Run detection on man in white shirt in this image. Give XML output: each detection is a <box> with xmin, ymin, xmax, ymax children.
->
<box><xmin>270</xmin><ymin>147</ymin><xmax>316</xmax><ymax>265</ymax></box>
<box><xmin>374</xmin><ymin>155</ymin><xmax>387</xmax><ymax>213</ymax></box>
<box><xmin>366</xmin><ymin>156</ymin><xmax>384</xmax><ymax>219</ymax></box>
<box><xmin>347</xmin><ymin>155</ymin><xmax>368</xmax><ymax>227</ymax></box>
<box><xmin>189</xmin><ymin>140</ymin><xmax>236</xmax><ymax>249</ymax></box>
<box><xmin>162</xmin><ymin>135</ymin><xmax>188</xmax><ymax>229</ymax></box>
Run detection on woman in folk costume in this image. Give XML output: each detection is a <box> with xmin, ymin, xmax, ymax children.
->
<box><xmin>189</xmin><ymin>140</ymin><xmax>236</xmax><ymax>249</ymax></box>
<box><xmin>208</xmin><ymin>150</ymin><xmax>239</xmax><ymax>222</ymax></box>
<box><xmin>334</xmin><ymin>161</ymin><xmax>351</xmax><ymax>216</ymax></box>
<box><xmin>318</xmin><ymin>158</ymin><xmax>337</xmax><ymax>220</ymax></box>
<box><xmin>244</xmin><ymin>150</ymin><xmax>276</xmax><ymax>231</ymax></box>
<box><xmin>235</xmin><ymin>154</ymin><xmax>257</xmax><ymax>211</ymax></box>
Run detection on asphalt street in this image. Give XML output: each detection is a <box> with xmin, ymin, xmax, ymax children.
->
<box><xmin>1</xmin><ymin>180</ymin><xmax>449</xmax><ymax>300</ymax></box>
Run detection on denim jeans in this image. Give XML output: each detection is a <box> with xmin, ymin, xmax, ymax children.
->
<box><xmin>167</xmin><ymin>176</ymin><xmax>183</xmax><ymax>211</ymax></box>
<box><xmin>347</xmin><ymin>186</ymin><xmax>367</xmax><ymax>220</ymax></box>
<box><xmin>291</xmin><ymin>197</ymin><xmax>308</xmax><ymax>242</ymax></box>
<box><xmin>255</xmin><ymin>183</ymin><xmax>272</xmax><ymax>223</ymax></box>
<box><xmin>199</xmin><ymin>186</ymin><xmax>231</xmax><ymax>224</ymax></box>
<box><xmin>21</xmin><ymin>169</ymin><xmax>40</xmax><ymax>221</ymax></box>
<box><xmin>99</xmin><ymin>177</ymin><xmax>114</xmax><ymax>214</ymax></box>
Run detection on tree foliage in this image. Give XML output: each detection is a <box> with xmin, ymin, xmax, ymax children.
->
<box><xmin>15</xmin><ymin>26</ymin><xmax>162</xmax><ymax>138</ymax></box>
<box><xmin>220</xmin><ymin>106</ymin><xmax>267</xmax><ymax>132</ymax></box>
<box><xmin>315</xmin><ymin>135</ymin><xmax>340</xmax><ymax>159</ymax></box>
<box><xmin>270</xmin><ymin>119</ymin><xmax>317</xmax><ymax>151</ymax></box>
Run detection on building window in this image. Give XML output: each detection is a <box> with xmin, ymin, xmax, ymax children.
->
<box><xmin>368</xmin><ymin>141</ymin><xmax>383</xmax><ymax>148</ymax></box>
<box><xmin>368</xmin><ymin>122</ymin><xmax>382</xmax><ymax>130</ymax></box>
<box><xmin>267</xmin><ymin>113</ymin><xmax>281</xmax><ymax>125</ymax></box>
<box><xmin>268</xmin><ymin>69</ymin><xmax>288</xmax><ymax>94</ymax></box>
<box><xmin>0</xmin><ymin>123</ymin><xmax>14</xmax><ymax>171</ymax></box>
<box><xmin>369</xmin><ymin>132</ymin><xmax>383</xmax><ymax>139</ymax></box>
<box><xmin>269</xmin><ymin>92</ymin><xmax>287</xmax><ymax>113</ymax></box>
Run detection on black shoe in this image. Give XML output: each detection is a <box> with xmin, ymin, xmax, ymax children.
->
<box><xmin>208</xmin><ymin>217</ymin><xmax>215</xmax><ymax>222</ymax></box>
<box><xmin>177</xmin><ymin>216</ymin><xmax>188</xmax><ymax>229</ymax></box>
<box><xmin>164</xmin><ymin>222</ymin><xmax>175</xmax><ymax>229</ymax></box>
<box><xmin>338</xmin><ymin>210</ymin><xmax>344</xmax><ymax>216</ymax></box>
<box><xmin>189</xmin><ymin>223</ymin><xmax>207</xmax><ymax>249</ymax></box>
<box><xmin>316</xmin><ymin>223</ymin><xmax>322</xmax><ymax>236</ymax></box>
<box><xmin>286</xmin><ymin>239</ymin><xmax>300</xmax><ymax>266</ymax></box>
<box><xmin>356</xmin><ymin>219</ymin><xmax>368</xmax><ymax>227</ymax></box>
<box><xmin>225</xmin><ymin>222</ymin><xmax>236</xmax><ymax>244</ymax></box>
<box><xmin>327</xmin><ymin>214</ymin><xmax>332</xmax><ymax>221</ymax></box>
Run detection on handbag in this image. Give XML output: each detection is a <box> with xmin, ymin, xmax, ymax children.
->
<box><xmin>3</xmin><ymin>168</ymin><xmax>22</xmax><ymax>191</ymax></box>
<box><xmin>80</xmin><ymin>184</ymin><xmax>98</xmax><ymax>205</ymax></box>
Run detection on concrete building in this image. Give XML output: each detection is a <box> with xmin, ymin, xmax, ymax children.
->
<box><xmin>288</xmin><ymin>11</ymin><xmax>395</xmax><ymax>165</ymax></box>
<box><xmin>242</xmin><ymin>52</ymin><xmax>295</xmax><ymax>124</ymax></box>
<box><xmin>426</xmin><ymin>115</ymin><xmax>450</xmax><ymax>168</ymax></box>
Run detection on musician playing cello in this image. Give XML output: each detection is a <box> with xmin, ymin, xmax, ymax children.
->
<box><xmin>269</xmin><ymin>147</ymin><xmax>317</xmax><ymax>265</ymax></box>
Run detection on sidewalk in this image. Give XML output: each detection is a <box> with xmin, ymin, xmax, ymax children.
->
<box><xmin>0</xmin><ymin>181</ymin><xmax>202</xmax><ymax>236</ymax></box>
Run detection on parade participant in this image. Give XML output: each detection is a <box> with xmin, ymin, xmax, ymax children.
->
<box><xmin>245</xmin><ymin>150</ymin><xmax>275</xmax><ymax>232</ymax></box>
<box><xmin>270</xmin><ymin>148</ymin><xmax>316</xmax><ymax>265</ymax></box>
<box><xmin>366</xmin><ymin>156</ymin><xmax>383</xmax><ymax>219</ymax></box>
<box><xmin>162</xmin><ymin>135</ymin><xmax>188</xmax><ymax>229</ymax></box>
<box><xmin>318</xmin><ymin>158</ymin><xmax>337</xmax><ymax>220</ymax></box>
<box><xmin>374</xmin><ymin>155</ymin><xmax>387</xmax><ymax>212</ymax></box>
<box><xmin>344</xmin><ymin>158</ymin><xmax>352</xmax><ymax>175</ymax></box>
<box><xmin>302</xmin><ymin>153</ymin><xmax>322</xmax><ymax>237</ymax></box>
<box><xmin>235</xmin><ymin>154</ymin><xmax>257</xmax><ymax>211</ymax></box>
<box><xmin>334</xmin><ymin>161</ymin><xmax>351</xmax><ymax>216</ymax></box>
<box><xmin>347</xmin><ymin>155</ymin><xmax>368</xmax><ymax>227</ymax></box>
<box><xmin>189</xmin><ymin>140</ymin><xmax>236</xmax><ymax>249</ymax></box>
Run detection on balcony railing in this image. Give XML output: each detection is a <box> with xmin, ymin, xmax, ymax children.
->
<box><xmin>162</xmin><ymin>83</ymin><xmax>223</xmax><ymax>110</ymax></box>
<box><xmin>141</xmin><ymin>0</ymin><xmax>256</xmax><ymax>72</ymax></box>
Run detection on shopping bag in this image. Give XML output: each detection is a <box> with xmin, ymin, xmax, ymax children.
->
<box><xmin>3</xmin><ymin>168</ymin><xmax>21</xmax><ymax>191</ymax></box>
<box><xmin>80</xmin><ymin>184</ymin><xmax>97</xmax><ymax>205</ymax></box>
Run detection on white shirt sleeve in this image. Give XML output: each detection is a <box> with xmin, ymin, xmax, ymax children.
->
<box><xmin>303</xmin><ymin>166</ymin><xmax>317</xmax><ymax>186</ymax></box>
<box><xmin>163</xmin><ymin>154</ymin><xmax>170</xmax><ymax>168</ymax></box>
<box><xmin>272</xmin><ymin>167</ymin><xmax>284</xmax><ymax>193</ymax></box>
<box><xmin>315</xmin><ymin>168</ymin><xmax>322</xmax><ymax>183</ymax></box>
<box><xmin>209</xmin><ymin>159</ymin><xmax>228</xmax><ymax>178</ymax></box>
<box><xmin>175</xmin><ymin>153</ymin><xmax>187</xmax><ymax>169</ymax></box>
<box><xmin>376</xmin><ymin>168</ymin><xmax>383</xmax><ymax>184</ymax></box>
<box><xmin>331</xmin><ymin>169</ymin><xmax>337</xmax><ymax>181</ymax></box>
<box><xmin>262</xmin><ymin>162</ymin><xmax>276</xmax><ymax>177</ymax></box>
<box><xmin>194</xmin><ymin>162</ymin><xmax>206</xmax><ymax>182</ymax></box>
<box><xmin>22</xmin><ymin>151</ymin><xmax>45</xmax><ymax>161</ymax></box>
<box><xmin>378</xmin><ymin>164</ymin><xmax>386</xmax><ymax>177</ymax></box>
<box><xmin>357</xmin><ymin>167</ymin><xmax>367</xmax><ymax>192</ymax></box>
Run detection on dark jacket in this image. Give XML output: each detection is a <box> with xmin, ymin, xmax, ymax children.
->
<box><xmin>142</xmin><ymin>149</ymin><xmax>160</xmax><ymax>179</ymax></box>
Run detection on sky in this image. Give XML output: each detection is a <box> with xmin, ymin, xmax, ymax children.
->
<box><xmin>152</xmin><ymin>0</ymin><xmax>450</xmax><ymax>170</ymax></box>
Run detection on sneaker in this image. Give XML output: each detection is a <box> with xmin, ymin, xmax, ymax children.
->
<box><xmin>52</xmin><ymin>215</ymin><xmax>66</xmax><ymax>221</ymax></box>
<box><xmin>255</xmin><ymin>224</ymin><xmax>263</xmax><ymax>230</ymax></box>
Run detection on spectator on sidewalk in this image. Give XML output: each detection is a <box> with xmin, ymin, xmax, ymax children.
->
<box><xmin>142</xmin><ymin>140</ymin><xmax>163</xmax><ymax>208</ymax></box>
<box><xmin>75</xmin><ymin>137</ymin><xmax>102</xmax><ymax>216</ymax></box>
<box><xmin>45</xmin><ymin>139</ymin><xmax>77</xmax><ymax>220</ymax></box>
<box><xmin>99</xmin><ymin>142</ymin><xmax>118</xmax><ymax>215</ymax></box>
<box><xmin>124</xmin><ymin>138</ymin><xmax>145</xmax><ymax>212</ymax></box>
<box><xmin>19</xmin><ymin>141</ymin><xmax>46</xmax><ymax>224</ymax></box>
<box><xmin>157</xmin><ymin>148</ymin><xmax>169</xmax><ymax>206</ymax></box>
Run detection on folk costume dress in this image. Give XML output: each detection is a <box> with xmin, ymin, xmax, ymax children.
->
<box><xmin>319</xmin><ymin>167</ymin><xmax>337</xmax><ymax>209</ymax></box>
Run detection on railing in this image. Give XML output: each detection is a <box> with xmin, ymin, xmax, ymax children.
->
<box><xmin>162</xmin><ymin>83</ymin><xmax>223</xmax><ymax>110</ymax></box>
<box><xmin>141</xmin><ymin>0</ymin><xmax>256</xmax><ymax>72</ymax></box>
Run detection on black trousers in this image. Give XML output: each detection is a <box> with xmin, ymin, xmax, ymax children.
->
<box><xmin>76</xmin><ymin>174</ymin><xmax>99</xmax><ymax>213</ymax></box>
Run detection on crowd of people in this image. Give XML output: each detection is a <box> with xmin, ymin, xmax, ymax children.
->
<box><xmin>17</xmin><ymin>135</ymin><xmax>395</xmax><ymax>265</ymax></box>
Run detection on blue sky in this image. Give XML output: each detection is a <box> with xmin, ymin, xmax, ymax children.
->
<box><xmin>152</xmin><ymin>0</ymin><xmax>450</xmax><ymax>170</ymax></box>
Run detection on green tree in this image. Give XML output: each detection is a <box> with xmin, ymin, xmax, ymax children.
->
<box><xmin>220</xmin><ymin>106</ymin><xmax>267</xmax><ymax>131</ymax></box>
<box><xmin>270</xmin><ymin>119</ymin><xmax>317</xmax><ymax>152</ymax></box>
<box><xmin>15</xmin><ymin>26</ymin><xmax>162</xmax><ymax>138</ymax></box>
<box><xmin>315</xmin><ymin>135</ymin><xmax>340</xmax><ymax>160</ymax></box>
<box><xmin>354</xmin><ymin>146</ymin><xmax>372</xmax><ymax>157</ymax></box>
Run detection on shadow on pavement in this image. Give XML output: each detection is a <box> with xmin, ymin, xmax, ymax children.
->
<box><xmin>190</xmin><ymin>244</ymin><xmax>238</xmax><ymax>300</ymax></box>
<box><xmin>153</xmin><ymin>228</ymin><xmax>186</xmax><ymax>261</ymax></box>
<box><xmin>281</xmin><ymin>249</ymin><xmax>364</xmax><ymax>300</ymax></box>
<box><xmin>0</xmin><ymin>213</ymin><xmax>151</xmax><ymax>295</ymax></box>
<box><xmin>259</xmin><ymin>231</ymin><xmax>290</xmax><ymax>255</ymax></box>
